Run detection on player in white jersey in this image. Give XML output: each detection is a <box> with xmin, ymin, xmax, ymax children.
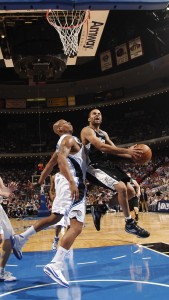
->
<box><xmin>0</xmin><ymin>177</ymin><xmax>17</xmax><ymax>282</ymax></box>
<box><xmin>10</xmin><ymin>119</ymin><xmax>88</xmax><ymax>288</ymax></box>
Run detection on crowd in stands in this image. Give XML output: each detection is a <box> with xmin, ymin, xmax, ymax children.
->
<box><xmin>0</xmin><ymin>153</ymin><xmax>168</xmax><ymax>219</ymax></box>
<box><xmin>0</xmin><ymin>93</ymin><xmax>169</xmax><ymax>154</ymax></box>
<box><xmin>0</xmin><ymin>93</ymin><xmax>169</xmax><ymax>216</ymax></box>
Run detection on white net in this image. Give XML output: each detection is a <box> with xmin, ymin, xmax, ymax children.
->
<box><xmin>46</xmin><ymin>10</ymin><xmax>89</xmax><ymax>57</ymax></box>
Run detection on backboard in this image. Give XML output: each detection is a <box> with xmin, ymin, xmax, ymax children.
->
<box><xmin>0</xmin><ymin>1</ymin><xmax>168</xmax><ymax>11</ymax></box>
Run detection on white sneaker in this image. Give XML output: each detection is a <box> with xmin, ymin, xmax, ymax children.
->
<box><xmin>44</xmin><ymin>263</ymin><xmax>69</xmax><ymax>288</ymax></box>
<box><xmin>0</xmin><ymin>271</ymin><xmax>17</xmax><ymax>282</ymax></box>
<box><xmin>52</xmin><ymin>237</ymin><xmax>59</xmax><ymax>251</ymax></box>
<box><xmin>10</xmin><ymin>234</ymin><xmax>26</xmax><ymax>260</ymax></box>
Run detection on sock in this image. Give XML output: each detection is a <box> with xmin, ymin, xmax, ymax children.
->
<box><xmin>20</xmin><ymin>225</ymin><xmax>36</xmax><ymax>240</ymax></box>
<box><xmin>51</xmin><ymin>246</ymin><xmax>68</xmax><ymax>268</ymax></box>
<box><xmin>125</xmin><ymin>215</ymin><xmax>131</xmax><ymax>220</ymax></box>
<box><xmin>125</xmin><ymin>215</ymin><xmax>132</xmax><ymax>222</ymax></box>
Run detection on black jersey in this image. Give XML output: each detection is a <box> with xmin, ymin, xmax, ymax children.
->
<box><xmin>85</xmin><ymin>127</ymin><xmax>108</xmax><ymax>164</ymax></box>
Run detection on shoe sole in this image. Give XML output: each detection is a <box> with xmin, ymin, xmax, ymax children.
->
<box><xmin>43</xmin><ymin>266</ymin><xmax>69</xmax><ymax>288</ymax></box>
<box><xmin>1</xmin><ymin>279</ymin><xmax>17</xmax><ymax>282</ymax></box>
<box><xmin>10</xmin><ymin>236</ymin><xmax>22</xmax><ymax>260</ymax></box>
<box><xmin>91</xmin><ymin>206</ymin><xmax>100</xmax><ymax>231</ymax></box>
<box><xmin>125</xmin><ymin>229</ymin><xmax>150</xmax><ymax>238</ymax></box>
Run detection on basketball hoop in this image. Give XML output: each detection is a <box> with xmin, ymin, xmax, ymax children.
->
<box><xmin>46</xmin><ymin>10</ymin><xmax>90</xmax><ymax>58</ymax></box>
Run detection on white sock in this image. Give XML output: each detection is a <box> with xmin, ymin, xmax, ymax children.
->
<box><xmin>51</xmin><ymin>246</ymin><xmax>68</xmax><ymax>268</ymax></box>
<box><xmin>125</xmin><ymin>215</ymin><xmax>132</xmax><ymax>221</ymax></box>
<box><xmin>20</xmin><ymin>225</ymin><xmax>36</xmax><ymax>240</ymax></box>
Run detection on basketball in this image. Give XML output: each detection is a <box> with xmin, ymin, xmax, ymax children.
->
<box><xmin>133</xmin><ymin>144</ymin><xmax>152</xmax><ymax>165</ymax></box>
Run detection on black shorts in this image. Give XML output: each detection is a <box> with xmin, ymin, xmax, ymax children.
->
<box><xmin>128</xmin><ymin>196</ymin><xmax>139</xmax><ymax>211</ymax></box>
<box><xmin>87</xmin><ymin>160</ymin><xmax>130</xmax><ymax>195</ymax></box>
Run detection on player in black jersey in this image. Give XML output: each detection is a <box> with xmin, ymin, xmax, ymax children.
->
<box><xmin>81</xmin><ymin>109</ymin><xmax>150</xmax><ymax>238</ymax></box>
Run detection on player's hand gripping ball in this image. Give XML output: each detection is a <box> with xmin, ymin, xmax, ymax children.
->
<box><xmin>133</xmin><ymin>144</ymin><xmax>152</xmax><ymax>165</ymax></box>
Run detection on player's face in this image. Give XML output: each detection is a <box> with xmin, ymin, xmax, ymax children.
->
<box><xmin>59</xmin><ymin>120</ymin><xmax>73</xmax><ymax>133</ymax></box>
<box><xmin>54</xmin><ymin>120</ymin><xmax>73</xmax><ymax>134</ymax></box>
<box><xmin>88</xmin><ymin>109</ymin><xmax>102</xmax><ymax>125</ymax></box>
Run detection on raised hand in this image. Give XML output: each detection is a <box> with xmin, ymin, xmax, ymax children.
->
<box><xmin>8</xmin><ymin>182</ymin><xmax>17</xmax><ymax>193</ymax></box>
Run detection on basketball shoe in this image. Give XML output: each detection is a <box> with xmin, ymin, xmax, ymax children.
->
<box><xmin>91</xmin><ymin>206</ymin><xmax>102</xmax><ymax>231</ymax></box>
<box><xmin>43</xmin><ymin>263</ymin><xmax>69</xmax><ymax>288</ymax></box>
<box><xmin>125</xmin><ymin>219</ymin><xmax>150</xmax><ymax>238</ymax></box>
<box><xmin>10</xmin><ymin>234</ymin><xmax>27</xmax><ymax>260</ymax></box>
<box><xmin>91</xmin><ymin>204</ymin><xmax>109</xmax><ymax>231</ymax></box>
<box><xmin>0</xmin><ymin>271</ymin><xmax>17</xmax><ymax>282</ymax></box>
<box><xmin>52</xmin><ymin>237</ymin><xmax>59</xmax><ymax>251</ymax></box>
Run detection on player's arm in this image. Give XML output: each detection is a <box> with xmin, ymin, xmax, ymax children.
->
<box><xmin>0</xmin><ymin>177</ymin><xmax>17</xmax><ymax>197</ymax></box>
<box><xmin>49</xmin><ymin>175</ymin><xmax>56</xmax><ymax>201</ymax></box>
<box><xmin>57</xmin><ymin>136</ymin><xmax>79</xmax><ymax>200</ymax></box>
<box><xmin>81</xmin><ymin>127</ymin><xmax>142</xmax><ymax>159</ymax></box>
<box><xmin>38</xmin><ymin>151</ymin><xmax>58</xmax><ymax>185</ymax></box>
<box><xmin>104</xmin><ymin>131</ymin><xmax>132</xmax><ymax>158</ymax></box>
<box><xmin>28</xmin><ymin>152</ymin><xmax>58</xmax><ymax>190</ymax></box>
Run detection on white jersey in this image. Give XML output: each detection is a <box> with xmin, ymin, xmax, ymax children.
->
<box><xmin>52</xmin><ymin>134</ymin><xmax>88</xmax><ymax>223</ymax></box>
<box><xmin>56</xmin><ymin>134</ymin><xmax>87</xmax><ymax>182</ymax></box>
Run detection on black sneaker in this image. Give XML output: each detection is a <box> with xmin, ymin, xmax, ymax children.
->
<box><xmin>91</xmin><ymin>206</ymin><xmax>102</xmax><ymax>231</ymax></box>
<box><xmin>125</xmin><ymin>219</ymin><xmax>150</xmax><ymax>238</ymax></box>
<box><xmin>100</xmin><ymin>203</ymin><xmax>109</xmax><ymax>214</ymax></box>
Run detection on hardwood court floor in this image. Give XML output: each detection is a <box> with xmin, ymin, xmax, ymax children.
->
<box><xmin>9</xmin><ymin>212</ymin><xmax>169</xmax><ymax>252</ymax></box>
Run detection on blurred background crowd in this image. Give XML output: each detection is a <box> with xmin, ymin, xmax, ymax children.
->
<box><xmin>0</xmin><ymin>93</ymin><xmax>169</xmax><ymax>219</ymax></box>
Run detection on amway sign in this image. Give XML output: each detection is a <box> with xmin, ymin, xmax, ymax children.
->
<box><xmin>77</xmin><ymin>10</ymin><xmax>109</xmax><ymax>57</ymax></box>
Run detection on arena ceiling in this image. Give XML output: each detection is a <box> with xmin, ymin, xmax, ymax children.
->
<box><xmin>0</xmin><ymin>1</ymin><xmax>169</xmax><ymax>97</ymax></box>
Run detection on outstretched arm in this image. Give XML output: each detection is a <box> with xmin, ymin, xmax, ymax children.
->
<box><xmin>38</xmin><ymin>151</ymin><xmax>58</xmax><ymax>185</ymax></box>
<box><xmin>0</xmin><ymin>177</ymin><xmax>17</xmax><ymax>197</ymax></box>
<box><xmin>81</xmin><ymin>127</ymin><xmax>142</xmax><ymax>159</ymax></box>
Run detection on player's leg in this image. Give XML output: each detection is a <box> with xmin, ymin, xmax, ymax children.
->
<box><xmin>11</xmin><ymin>176</ymin><xmax>69</xmax><ymax>259</ymax></box>
<box><xmin>87</xmin><ymin>164</ymin><xmax>150</xmax><ymax>237</ymax></box>
<box><xmin>114</xmin><ymin>183</ymin><xmax>149</xmax><ymax>237</ymax></box>
<box><xmin>52</xmin><ymin>224</ymin><xmax>62</xmax><ymax>250</ymax></box>
<box><xmin>44</xmin><ymin>218</ymin><xmax>83</xmax><ymax>287</ymax></box>
<box><xmin>0</xmin><ymin>206</ymin><xmax>16</xmax><ymax>282</ymax></box>
<box><xmin>10</xmin><ymin>213</ymin><xmax>63</xmax><ymax>260</ymax></box>
<box><xmin>44</xmin><ymin>199</ymin><xmax>85</xmax><ymax>287</ymax></box>
<box><xmin>127</xmin><ymin>183</ymin><xmax>139</xmax><ymax>222</ymax></box>
<box><xmin>114</xmin><ymin>181</ymin><xmax>131</xmax><ymax>217</ymax></box>
<box><xmin>134</xmin><ymin>206</ymin><xmax>139</xmax><ymax>222</ymax></box>
<box><xmin>52</xmin><ymin>215</ymin><xmax>70</xmax><ymax>250</ymax></box>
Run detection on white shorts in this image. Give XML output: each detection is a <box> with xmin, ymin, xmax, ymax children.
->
<box><xmin>55</xmin><ymin>215</ymin><xmax>70</xmax><ymax>228</ymax></box>
<box><xmin>0</xmin><ymin>204</ymin><xmax>14</xmax><ymax>239</ymax></box>
<box><xmin>52</xmin><ymin>174</ymin><xmax>86</xmax><ymax>224</ymax></box>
